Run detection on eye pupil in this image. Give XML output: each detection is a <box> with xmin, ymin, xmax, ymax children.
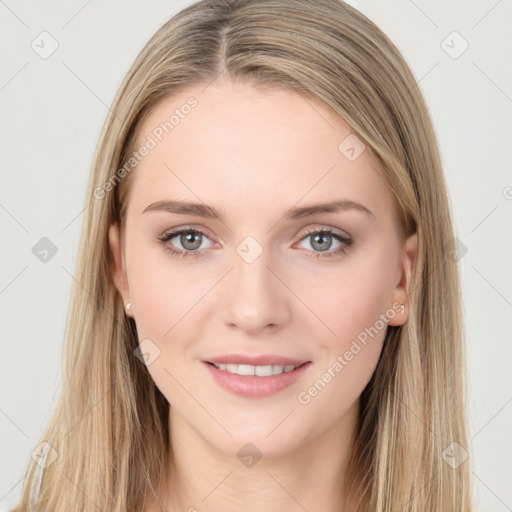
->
<box><xmin>311</xmin><ymin>232</ymin><xmax>331</xmax><ymax>252</ymax></box>
<box><xmin>181</xmin><ymin>231</ymin><xmax>202</xmax><ymax>250</ymax></box>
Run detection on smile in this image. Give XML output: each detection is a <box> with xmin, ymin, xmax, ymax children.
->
<box><xmin>208</xmin><ymin>362</ymin><xmax>299</xmax><ymax>376</ymax></box>
<box><xmin>203</xmin><ymin>361</ymin><xmax>312</xmax><ymax>398</ymax></box>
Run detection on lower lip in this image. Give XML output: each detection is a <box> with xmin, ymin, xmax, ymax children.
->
<box><xmin>202</xmin><ymin>361</ymin><xmax>312</xmax><ymax>398</ymax></box>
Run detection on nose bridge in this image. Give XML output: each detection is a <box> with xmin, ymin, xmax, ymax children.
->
<box><xmin>220</xmin><ymin>234</ymin><xmax>290</xmax><ymax>333</ymax></box>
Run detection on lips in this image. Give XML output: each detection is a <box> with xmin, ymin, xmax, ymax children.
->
<box><xmin>202</xmin><ymin>353</ymin><xmax>312</xmax><ymax>398</ymax></box>
<box><xmin>205</xmin><ymin>354</ymin><xmax>310</xmax><ymax>367</ymax></box>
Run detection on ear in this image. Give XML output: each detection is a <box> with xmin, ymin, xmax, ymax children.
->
<box><xmin>387</xmin><ymin>232</ymin><xmax>418</xmax><ymax>326</ymax></box>
<box><xmin>108</xmin><ymin>223</ymin><xmax>130</xmax><ymax>305</ymax></box>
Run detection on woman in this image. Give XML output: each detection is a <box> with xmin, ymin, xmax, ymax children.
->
<box><xmin>12</xmin><ymin>0</ymin><xmax>473</xmax><ymax>510</ymax></box>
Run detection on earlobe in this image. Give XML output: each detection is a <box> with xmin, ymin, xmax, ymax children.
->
<box><xmin>388</xmin><ymin>231</ymin><xmax>418</xmax><ymax>326</ymax></box>
<box><xmin>108</xmin><ymin>223</ymin><xmax>129</xmax><ymax>301</ymax></box>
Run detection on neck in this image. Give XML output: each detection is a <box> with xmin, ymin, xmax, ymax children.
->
<box><xmin>152</xmin><ymin>400</ymin><xmax>360</xmax><ymax>512</ymax></box>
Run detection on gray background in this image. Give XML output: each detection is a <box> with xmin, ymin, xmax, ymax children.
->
<box><xmin>1</xmin><ymin>0</ymin><xmax>511</xmax><ymax>510</ymax></box>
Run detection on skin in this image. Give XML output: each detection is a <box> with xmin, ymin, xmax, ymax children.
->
<box><xmin>109</xmin><ymin>78</ymin><xmax>417</xmax><ymax>512</ymax></box>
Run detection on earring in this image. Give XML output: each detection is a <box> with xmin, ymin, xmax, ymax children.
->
<box><xmin>400</xmin><ymin>304</ymin><xmax>405</xmax><ymax>314</ymax></box>
<box><xmin>125</xmin><ymin>302</ymin><xmax>133</xmax><ymax>315</ymax></box>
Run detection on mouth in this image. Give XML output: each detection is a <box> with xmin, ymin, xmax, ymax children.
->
<box><xmin>205</xmin><ymin>361</ymin><xmax>308</xmax><ymax>376</ymax></box>
<box><xmin>202</xmin><ymin>360</ymin><xmax>312</xmax><ymax>399</ymax></box>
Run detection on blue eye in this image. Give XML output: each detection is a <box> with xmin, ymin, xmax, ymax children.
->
<box><xmin>157</xmin><ymin>227</ymin><xmax>212</xmax><ymax>259</ymax></box>
<box><xmin>157</xmin><ymin>226</ymin><xmax>352</xmax><ymax>260</ymax></box>
<box><xmin>296</xmin><ymin>228</ymin><xmax>353</xmax><ymax>259</ymax></box>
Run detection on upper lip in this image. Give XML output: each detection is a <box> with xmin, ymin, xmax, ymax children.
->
<box><xmin>205</xmin><ymin>354</ymin><xmax>310</xmax><ymax>367</ymax></box>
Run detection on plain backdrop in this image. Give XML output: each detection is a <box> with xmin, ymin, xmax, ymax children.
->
<box><xmin>1</xmin><ymin>1</ymin><xmax>511</xmax><ymax>510</ymax></box>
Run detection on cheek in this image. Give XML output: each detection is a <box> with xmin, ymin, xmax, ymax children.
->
<box><xmin>126</xmin><ymin>243</ymin><xmax>205</xmax><ymax>339</ymax></box>
<box><xmin>126</xmin><ymin>252</ymin><xmax>207</xmax><ymax>406</ymax></box>
<box><xmin>296</xmin><ymin>285</ymin><xmax>389</xmax><ymax>431</ymax></box>
<box><xmin>125</xmin><ymin>245</ymin><xmax>218</xmax><ymax>399</ymax></box>
<box><xmin>294</xmin><ymin>252</ymin><xmax>393</xmax><ymax>407</ymax></box>
<box><xmin>306</xmin><ymin>250</ymin><xmax>395</xmax><ymax>348</ymax></box>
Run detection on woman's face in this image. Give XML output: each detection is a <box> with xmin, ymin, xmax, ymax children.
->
<box><xmin>110</xmin><ymin>78</ymin><xmax>416</xmax><ymax>459</ymax></box>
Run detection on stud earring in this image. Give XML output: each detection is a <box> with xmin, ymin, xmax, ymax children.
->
<box><xmin>400</xmin><ymin>304</ymin><xmax>405</xmax><ymax>313</ymax></box>
<box><xmin>125</xmin><ymin>302</ymin><xmax>133</xmax><ymax>315</ymax></box>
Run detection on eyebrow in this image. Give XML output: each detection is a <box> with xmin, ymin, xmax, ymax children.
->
<box><xmin>142</xmin><ymin>198</ymin><xmax>375</xmax><ymax>221</ymax></box>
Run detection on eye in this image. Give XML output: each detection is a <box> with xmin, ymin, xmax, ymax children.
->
<box><xmin>295</xmin><ymin>227</ymin><xmax>353</xmax><ymax>259</ymax></box>
<box><xmin>157</xmin><ymin>226</ymin><xmax>353</xmax><ymax>260</ymax></box>
<box><xmin>157</xmin><ymin>227</ymin><xmax>214</xmax><ymax>259</ymax></box>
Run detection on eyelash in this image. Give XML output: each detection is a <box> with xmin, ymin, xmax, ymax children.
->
<box><xmin>157</xmin><ymin>226</ymin><xmax>353</xmax><ymax>260</ymax></box>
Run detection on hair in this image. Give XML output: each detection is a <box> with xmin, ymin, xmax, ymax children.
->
<box><xmin>12</xmin><ymin>0</ymin><xmax>473</xmax><ymax>510</ymax></box>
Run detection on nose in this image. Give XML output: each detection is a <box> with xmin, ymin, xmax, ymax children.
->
<box><xmin>220</xmin><ymin>247</ymin><xmax>291</xmax><ymax>336</ymax></box>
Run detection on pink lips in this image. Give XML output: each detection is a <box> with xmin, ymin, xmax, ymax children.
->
<box><xmin>202</xmin><ymin>354</ymin><xmax>312</xmax><ymax>399</ymax></box>
<box><xmin>206</xmin><ymin>354</ymin><xmax>309</xmax><ymax>367</ymax></box>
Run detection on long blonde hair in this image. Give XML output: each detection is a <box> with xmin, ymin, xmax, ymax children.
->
<box><xmin>12</xmin><ymin>1</ymin><xmax>473</xmax><ymax>510</ymax></box>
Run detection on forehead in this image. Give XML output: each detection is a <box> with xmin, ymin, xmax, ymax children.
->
<box><xmin>127</xmin><ymin>79</ymin><xmax>394</xmax><ymax>222</ymax></box>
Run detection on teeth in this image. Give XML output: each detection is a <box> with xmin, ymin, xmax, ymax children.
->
<box><xmin>212</xmin><ymin>363</ymin><xmax>298</xmax><ymax>376</ymax></box>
